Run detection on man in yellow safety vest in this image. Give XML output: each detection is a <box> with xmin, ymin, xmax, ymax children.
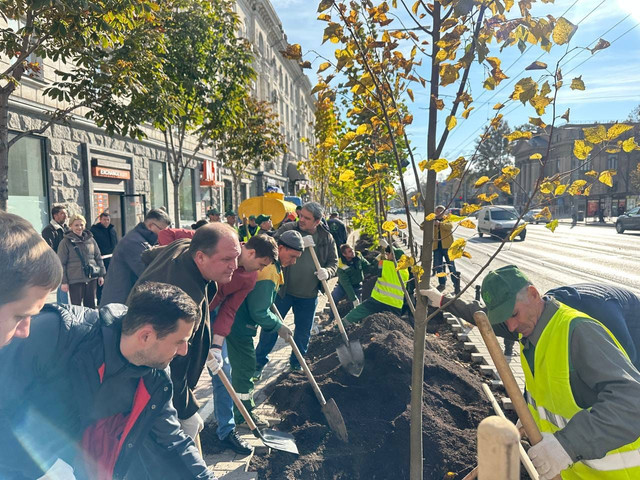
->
<box><xmin>480</xmin><ymin>265</ymin><xmax>640</xmax><ymax>480</ymax></box>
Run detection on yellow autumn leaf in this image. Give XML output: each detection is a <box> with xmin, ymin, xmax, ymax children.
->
<box><xmin>360</xmin><ymin>176</ymin><xmax>378</xmax><ymax>189</ymax></box>
<box><xmin>568</xmin><ymin>179</ymin><xmax>587</xmax><ymax>196</ymax></box>
<box><xmin>540</xmin><ymin>181</ymin><xmax>554</xmax><ymax>194</ymax></box>
<box><xmin>444</xmin><ymin>214</ymin><xmax>465</xmax><ymax>223</ymax></box>
<box><xmin>461</xmin><ymin>203</ymin><xmax>481</xmax><ymax>215</ymax></box>
<box><xmin>460</xmin><ymin>219</ymin><xmax>476</xmax><ymax>229</ymax></box>
<box><xmin>418</xmin><ymin>160</ymin><xmax>428</xmax><ymax>171</ymax></box>
<box><xmin>411</xmin><ymin>193</ymin><xmax>420</xmax><ymax>207</ymax></box>
<box><xmin>583</xmin><ymin>125</ymin><xmax>607</xmax><ymax>145</ymax></box>
<box><xmin>477</xmin><ymin>193</ymin><xmax>498</xmax><ymax>203</ymax></box>
<box><xmin>436</xmin><ymin>272</ymin><xmax>448</xmax><ymax>278</ymax></box>
<box><xmin>585</xmin><ymin>170</ymin><xmax>598</xmax><ymax>178</ymax></box>
<box><xmin>598</xmin><ymin>170</ymin><xmax>616</xmax><ymax>187</ymax></box>
<box><xmin>493</xmin><ymin>103</ymin><xmax>504</xmax><ymax>110</ymax></box>
<box><xmin>339</xmin><ymin>131</ymin><xmax>357</xmax><ymax>151</ymax></box>
<box><xmin>502</xmin><ymin>165</ymin><xmax>520</xmax><ymax>177</ymax></box>
<box><xmin>373</xmin><ymin>162</ymin><xmax>386</xmax><ymax>170</ymax></box>
<box><xmin>425</xmin><ymin>158</ymin><xmax>449</xmax><ymax>172</ymax></box>
<box><xmin>570</xmin><ymin>76</ymin><xmax>585</xmax><ymax>90</ymax></box>
<box><xmin>607</xmin><ymin>124</ymin><xmax>634</xmax><ymax>141</ymax></box>
<box><xmin>474</xmin><ymin>176</ymin><xmax>490</xmax><ymax>188</ymax></box>
<box><xmin>448</xmin><ymin>238</ymin><xmax>467</xmax><ymax>261</ymax></box>
<box><xmin>385</xmin><ymin>186</ymin><xmax>395</xmax><ymax>196</ymax></box>
<box><xmin>554</xmin><ymin>184</ymin><xmax>567</xmax><ymax>196</ymax></box>
<box><xmin>425</xmin><ymin>213</ymin><xmax>436</xmax><ymax>221</ymax></box>
<box><xmin>530</xmin><ymin>153</ymin><xmax>542</xmax><ymax>160</ymax></box>
<box><xmin>494</xmin><ymin>176</ymin><xmax>512</xmax><ymax>195</ymax></box>
<box><xmin>339</xmin><ymin>169</ymin><xmax>355</xmax><ymax>182</ymax></box>
<box><xmin>573</xmin><ymin>140</ymin><xmax>593</xmax><ymax>160</ymax></box>
<box><xmin>396</xmin><ymin>254</ymin><xmax>414</xmax><ymax>270</ymax></box>
<box><xmin>583</xmin><ymin>184</ymin><xmax>592</xmax><ymax>196</ymax></box>
<box><xmin>381</xmin><ymin>221</ymin><xmax>396</xmax><ymax>232</ymax></box>
<box><xmin>411</xmin><ymin>265</ymin><xmax>424</xmax><ymax>283</ymax></box>
<box><xmin>462</xmin><ymin>251</ymin><xmax>472</xmax><ymax>259</ymax></box>
<box><xmin>536</xmin><ymin>207</ymin><xmax>552</xmax><ymax>219</ymax></box>
<box><xmin>552</xmin><ymin>17</ymin><xmax>577</xmax><ymax>45</ymax></box>
<box><xmin>509</xmin><ymin>223</ymin><xmax>527</xmax><ymax>241</ymax></box>
<box><xmin>394</xmin><ymin>218</ymin><xmax>408</xmax><ymax>229</ymax></box>
<box><xmin>545</xmin><ymin>219</ymin><xmax>559</xmax><ymax>233</ymax></box>
<box><xmin>505</xmin><ymin>130</ymin><xmax>533</xmax><ymax>142</ymax></box>
<box><xmin>462</xmin><ymin>107</ymin><xmax>474</xmax><ymax>119</ymax></box>
<box><xmin>623</xmin><ymin>137</ymin><xmax>638</xmax><ymax>153</ymax></box>
<box><xmin>446</xmin><ymin>115</ymin><xmax>457</xmax><ymax>131</ymax></box>
<box><xmin>317</xmin><ymin>62</ymin><xmax>331</xmax><ymax>73</ymax></box>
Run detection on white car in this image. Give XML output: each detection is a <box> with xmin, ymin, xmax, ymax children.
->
<box><xmin>477</xmin><ymin>205</ymin><xmax>526</xmax><ymax>241</ymax></box>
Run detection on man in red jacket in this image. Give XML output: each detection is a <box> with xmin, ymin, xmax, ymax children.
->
<box><xmin>207</xmin><ymin>234</ymin><xmax>278</xmax><ymax>454</ymax></box>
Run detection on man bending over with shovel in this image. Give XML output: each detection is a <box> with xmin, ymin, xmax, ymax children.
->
<box><xmin>223</xmin><ymin>231</ymin><xmax>303</xmax><ymax>425</ymax></box>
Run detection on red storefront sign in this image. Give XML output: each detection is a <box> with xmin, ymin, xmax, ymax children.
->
<box><xmin>92</xmin><ymin>166</ymin><xmax>131</xmax><ymax>180</ymax></box>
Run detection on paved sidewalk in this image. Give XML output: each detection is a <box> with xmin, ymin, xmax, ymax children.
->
<box><xmin>197</xmin><ymin>282</ymin><xmax>336</xmax><ymax>479</ymax></box>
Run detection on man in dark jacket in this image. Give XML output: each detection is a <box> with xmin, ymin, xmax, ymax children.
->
<box><xmin>329</xmin><ymin>244</ymin><xmax>370</xmax><ymax>320</ymax></box>
<box><xmin>41</xmin><ymin>204</ymin><xmax>69</xmax><ymax>304</ymax></box>
<box><xmin>0</xmin><ymin>282</ymin><xmax>215</xmax><ymax>480</ymax></box>
<box><xmin>327</xmin><ymin>212</ymin><xmax>348</xmax><ymax>248</ymax></box>
<box><xmin>100</xmin><ymin>208</ymin><xmax>171</xmax><ymax>307</ymax></box>
<box><xmin>131</xmin><ymin>223</ymin><xmax>241</xmax><ymax>440</ymax></box>
<box><xmin>1</xmin><ymin>212</ymin><xmax>62</xmax><ymax>349</ymax></box>
<box><xmin>255</xmin><ymin>202</ymin><xmax>338</xmax><ymax>373</ymax></box>
<box><xmin>91</xmin><ymin>213</ymin><xmax>119</xmax><ymax>304</ymax></box>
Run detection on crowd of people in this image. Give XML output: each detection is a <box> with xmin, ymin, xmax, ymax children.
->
<box><xmin>3</xmin><ymin>199</ymin><xmax>640</xmax><ymax>480</ymax></box>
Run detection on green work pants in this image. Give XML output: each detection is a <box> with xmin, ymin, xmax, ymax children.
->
<box><xmin>226</xmin><ymin>332</ymin><xmax>257</xmax><ymax>424</ymax></box>
<box><xmin>343</xmin><ymin>297</ymin><xmax>402</xmax><ymax>324</ymax></box>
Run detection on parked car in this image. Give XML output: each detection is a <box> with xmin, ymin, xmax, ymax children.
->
<box><xmin>477</xmin><ymin>205</ymin><xmax>526</xmax><ymax>241</ymax></box>
<box><xmin>523</xmin><ymin>208</ymin><xmax>551</xmax><ymax>224</ymax></box>
<box><xmin>615</xmin><ymin>207</ymin><xmax>640</xmax><ymax>234</ymax></box>
<box><xmin>447</xmin><ymin>208</ymin><xmax>461</xmax><ymax>216</ymax></box>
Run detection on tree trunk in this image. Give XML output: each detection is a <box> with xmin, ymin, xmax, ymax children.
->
<box><xmin>0</xmin><ymin>92</ymin><xmax>10</xmax><ymax>211</ymax></box>
<box><xmin>173</xmin><ymin>178</ymin><xmax>181</xmax><ymax>227</ymax></box>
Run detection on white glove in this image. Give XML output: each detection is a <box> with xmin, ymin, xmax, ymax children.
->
<box><xmin>420</xmin><ymin>288</ymin><xmax>443</xmax><ymax>307</ymax></box>
<box><xmin>277</xmin><ymin>323</ymin><xmax>292</xmax><ymax>339</ymax></box>
<box><xmin>315</xmin><ymin>268</ymin><xmax>329</xmax><ymax>281</ymax></box>
<box><xmin>179</xmin><ymin>412</ymin><xmax>204</xmax><ymax>440</ymax></box>
<box><xmin>302</xmin><ymin>235</ymin><xmax>315</xmax><ymax>248</ymax></box>
<box><xmin>38</xmin><ymin>459</ymin><xmax>76</xmax><ymax>480</ymax></box>
<box><xmin>352</xmin><ymin>298</ymin><xmax>360</xmax><ymax>307</ymax></box>
<box><xmin>206</xmin><ymin>347</ymin><xmax>223</xmax><ymax>375</ymax></box>
<box><xmin>379</xmin><ymin>238</ymin><xmax>389</xmax><ymax>248</ymax></box>
<box><xmin>528</xmin><ymin>432</ymin><xmax>573</xmax><ymax>480</ymax></box>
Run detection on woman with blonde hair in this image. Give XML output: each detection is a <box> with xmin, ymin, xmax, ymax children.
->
<box><xmin>57</xmin><ymin>213</ymin><xmax>105</xmax><ymax>307</ymax></box>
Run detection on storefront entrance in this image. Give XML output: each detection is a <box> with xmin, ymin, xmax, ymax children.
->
<box><xmin>93</xmin><ymin>192</ymin><xmax>147</xmax><ymax>238</ymax></box>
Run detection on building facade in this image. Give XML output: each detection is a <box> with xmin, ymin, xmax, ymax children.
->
<box><xmin>3</xmin><ymin>0</ymin><xmax>315</xmax><ymax>234</ymax></box>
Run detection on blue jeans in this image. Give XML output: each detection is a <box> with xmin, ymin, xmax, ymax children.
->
<box><xmin>56</xmin><ymin>286</ymin><xmax>68</xmax><ymax>305</ymax></box>
<box><xmin>433</xmin><ymin>248</ymin><xmax>459</xmax><ymax>287</ymax></box>
<box><xmin>255</xmin><ymin>294</ymin><xmax>318</xmax><ymax>369</ymax></box>
<box><xmin>329</xmin><ymin>284</ymin><xmax>361</xmax><ymax>320</ymax></box>
<box><xmin>209</xmin><ymin>312</ymin><xmax>235</xmax><ymax>440</ymax></box>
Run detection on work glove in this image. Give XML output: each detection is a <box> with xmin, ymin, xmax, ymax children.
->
<box><xmin>179</xmin><ymin>412</ymin><xmax>204</xmax><ymax>440</ymax></box>
<box><xmin>420</xmin><ymin>288</ymin><xmax>443</xmax><ymax>307</ymax></box>
<box><xmin>352</xmin><ymin>298</ymin><xmax>360</xmax><ymax>307</ymax></box>
<box><xmin>38</xmin><ymin>459</ymin><xmax>76</xmax><ymax>480</ymax></box>
<box><xmin>527</xmin><ymin>433</ymin><xmax>572</xmax><ymax>480</ymax></box>
<box><xmin>379</xmin><ymin>238</ymin><xmax>389</xmax><ymax>248</ymax></box>
<box><xmin>206</xmin><ymin>347</ymin><xmax>223</xmax><ymax>375</ymax></box>
<box><xmin>315</xmin><ymin>268</ymin><xmax>329</xmax><ymax>281</ymax></box>
<box><xmin>277</xmin><ymin>323</ymin><xmax>292</xmax><ymax>339</ymax></box>
<box><xmin>302</xmin><ymin>235</ymin><xmax>315</xmax><ymax>248</ymax></box>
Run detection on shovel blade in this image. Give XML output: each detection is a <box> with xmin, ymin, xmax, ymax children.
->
<box><xmin>253</xmin><ymin>427</ymin><xmax>299</xmax><ymax>455</ymax></box>
<box><xmin>336</xmin><ymin>340</ymin><xmax>364</xmax><ymax>377</ymax></box>
<box><xmin>322</xmin><ymin>398</ymin><xmax>349</xmax><ymax>443</ymax></box>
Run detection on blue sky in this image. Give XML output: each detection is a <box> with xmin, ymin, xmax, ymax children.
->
<box><xmin>270</xmin><ymin>0</ymin><xmax>640</xmax><ymax>187</ymax></box>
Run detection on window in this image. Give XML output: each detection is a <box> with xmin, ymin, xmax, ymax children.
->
<box><xmin>7</xmin><ymin>18</ymin><xmax>45</xmax><ymax>82</ymax></box>
<box><xmin>607</xmin><ymin>155</ymin><xmax>618</xmax><ymax>170</ymax></box>
<box><xmin>7</xmin><ymin>133</ymin><xmax>48</xmax><ymax>231</ymax></box>
<box><xmin>179</xmin><ymin>168</ymin><xmax>196</xmax><ymax>223</ymax></box>
<box><xmin>149</xmin><ymin>160</ymin><xmax>168</xmax><ymax>209</ymax></box>
<box><xmin>258</xmin><ymin>33</ymin><xmax>264</xmax><ymax>56</ymax></box>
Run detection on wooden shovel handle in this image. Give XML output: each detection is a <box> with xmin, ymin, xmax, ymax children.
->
<box><xmin>473</xmin><ymin>311</ymin><xmax>542</xmax><ymax>445</ymax></box>
<box><xmin>213</xmin><ymin>356</ymin><xmax>258</xmax><ymax>431</ymax></box>
<box><xmin>307</xmin><ymin>244</ymin><xmax>350</xmax><ymax>345</ymax></box>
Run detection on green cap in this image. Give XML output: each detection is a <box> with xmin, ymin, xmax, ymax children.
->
<box><xmin>249</xmin><ymin>215</ymin><xmax>256</xmax><ymax>221</ymax></box>
<box><xmin>256</xmin><ymin>214</ymin><xmax>271</xmax><ymax>225</ymax></box>
<box><xmin>481</xmin><ymin>265</ymin><xmax>530</xmax><ymax>325</ymax></box>
<box><xmin>225</xmin><ymin>211</ymin><xmax>236</xmax><ymax>217</ymax></box>
<box><xmin>207</xmin><ymin>208</ymin><xmax>220</xmax><ymax>216</ymax></box>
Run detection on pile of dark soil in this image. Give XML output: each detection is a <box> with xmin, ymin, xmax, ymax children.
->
<box><xmin>251</xmin><ymin>312</ymin><xmax>491</xmax><ymax>479</ymax></box>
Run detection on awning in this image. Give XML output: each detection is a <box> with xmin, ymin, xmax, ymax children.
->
<box><xmin>286</xmin><ymin>162</ymin><xmax>306</xmax><ymax>181</ymax></box>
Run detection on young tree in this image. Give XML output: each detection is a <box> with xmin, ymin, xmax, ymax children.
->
<box><xmin>0</xmin><ymin>0</ymin><xmax>166</xmax><ymax>210</ymax></box>
<box><xmin>213</xmin><ymin>95</ymin><xmax>286</xmax><ymax>209</ymax></box>
<box><xmin>129</xmin><ymin>0</ymin><xmax>254</xmax><ymax>224</ymax></box>
<box><xmin>473</xmin><ymin>119</ymin><xmax>512</xmax><ymax>177</ymax></box>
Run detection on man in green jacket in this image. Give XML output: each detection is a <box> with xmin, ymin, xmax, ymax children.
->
<box><xmin>225</xmin><ymin>231</ymin><xmax>304</xmax><ymax>423</ymax></box>
<box><xmin>329</xmin><ymin>244</ymin><xmax>370</xmax><ymax>320</ymax></box>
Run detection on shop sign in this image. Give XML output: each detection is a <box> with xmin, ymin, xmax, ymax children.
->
<box><xmin>92</xmin><ymin>166</ymin><xmax>130</xmax><ymax>180</ymax></box>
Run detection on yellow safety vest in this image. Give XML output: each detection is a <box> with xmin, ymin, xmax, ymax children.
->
<box><xmin>241</xmin><ymin>225</ymin><xmax>257</xmax><ymax>242</ymax></box>
<box><xmin>521</xmin><ymin>302</ymin><xmax>640</xmax><ymax>479</ymax></box>
<box><xmin>370</xmin><ymin>260</ymin><xmax>409</xmax><ymax>309</ymax></box>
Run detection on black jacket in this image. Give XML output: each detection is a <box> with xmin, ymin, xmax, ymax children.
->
<box><xmin>100</xmin><ymin>223</ymin><xmax>158</xmax><ymax>306</ymax></box>
<box><xmin>327</xmin><ymin>217</ymin><xmax>348</xmax><ymax>247</ymax></box>
<box><xmin>91</xmin><ymin>223</ymin><xmax>119</xmax><ymax>256</ymax></box>
<box><xmin>42</xmin><ymin>221</ymin><xmax>68</xmax><ymax>252</ymax></box>
<box><xmin>0</xmin><ymin>304</ymin><xmax>213</xmax><ymax>480</ymax></box>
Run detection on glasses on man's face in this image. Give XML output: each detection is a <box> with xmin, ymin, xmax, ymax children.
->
<box><xmin>150</xmin><ymin>222</ymin><xmax>167</xmax><ymax>232</ymax></box>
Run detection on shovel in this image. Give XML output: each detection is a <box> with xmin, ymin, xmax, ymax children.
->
<box><xmin>271</xmin><ymin>305</ymin><xmax>349</xmax><ymax>442</ymax></box>
<box><xmin>473</xmin><ymin>311</ymin><xmax>559</xmax><ymax>480</ymax></box>
<box><xmin>214</xmin><ymin>363</ymin><xmax>299</xmax><ymax>455</ymax></box>
<box><xmin>307</xmin><ymin>244</ymin><xmax>365</xmax><ymax>377</ymax></box>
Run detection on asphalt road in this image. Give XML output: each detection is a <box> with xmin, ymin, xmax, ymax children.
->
<box><xmin>390</xmin><ymin>213</ymin><xmax>640</xmax><ymax>296</ymax></box>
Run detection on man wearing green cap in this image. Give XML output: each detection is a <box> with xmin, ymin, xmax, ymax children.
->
<box><xmin>255</xmin><ymin>214</ymin><xmax>275</xmax><ymax>237</ymax></box>
<box><xmin>424</xmin><ymin>265</ymin><xmax>640</xmax><ymax>480</ymax></box>
<box><xmin>239</xmin><ymin>215</ymin><xmax>259</xmax><ymax>242</ymax></box>
<box><xmin>207</xmin><ymin>208</ymin><xmax>221</xmax><ymax>223</ymax></box>
<box><xmin>225</xmin><ymin>211</ymin><xmax>238</xmax><ymax>232</ymax></box>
